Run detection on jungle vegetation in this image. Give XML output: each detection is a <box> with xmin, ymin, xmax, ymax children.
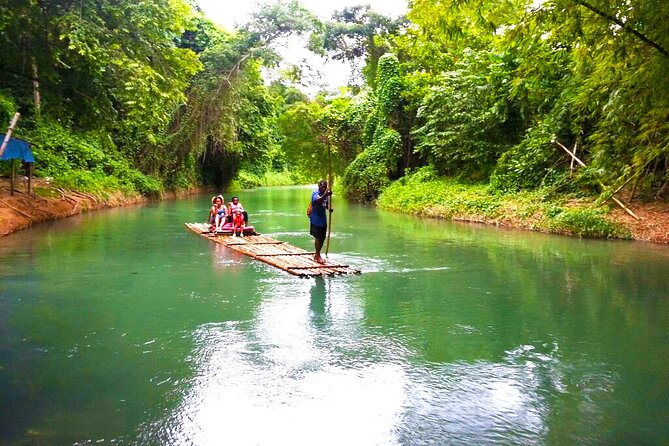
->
<box><xmin>0</xmin><ymin>0</ymin><xmax>667</xmax><ymax>217</ymax></box>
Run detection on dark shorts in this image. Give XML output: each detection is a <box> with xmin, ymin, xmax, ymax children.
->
<box><xmin>310</xmin><ymin>223</ymin><xmax>326</xmax><ymax>242</ymax></box>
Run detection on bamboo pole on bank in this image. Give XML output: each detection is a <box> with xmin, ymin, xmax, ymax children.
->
<box><xmin>0</xmin><ymin>112</ymin><xmax>20</xmax><ymax>158</ymax></box>
<box><xmin>555</xmin><ymin>140</ymin><xmax>640</xmax><ymax>220</ymax></box>
<box><xmin>1</xmin><ymin>113</ymin><xmax>21</xmax><ymax>196</ymax></box>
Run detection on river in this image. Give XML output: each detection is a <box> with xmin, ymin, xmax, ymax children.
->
<box><xmin>1</xmin><ymin>185</ymin><xmax>667</xmax><ymax>445</ymax></box>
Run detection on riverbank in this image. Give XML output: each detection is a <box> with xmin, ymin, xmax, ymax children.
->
<box><xmin>377</xmin><ymin>175</ymin><xmax>669</xmax><ymax>244</ymax></box>
<box><xmin>0</xmin><ymin>178</ymin><xmax>206</xmax><ymax>237</ymax></box>
<box><xmin>2</xmin><ymin>178</ymin><xmax>668</xmax><ymax>243</ymax></box>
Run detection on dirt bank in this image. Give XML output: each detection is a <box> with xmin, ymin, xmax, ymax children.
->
<box><xmin>1</xmin><ymin>178</ymin><xmax>668</xmax><ymax>243</ymax></box>
<box><xmin>608</xmin><ymin>203</ymin><xmax>669</xmax><ymax>244</ymax></box>
<box><xmin>0</xmin><ymin>178</ymin><xmax>204</xmax><ymax>237</ymax></box>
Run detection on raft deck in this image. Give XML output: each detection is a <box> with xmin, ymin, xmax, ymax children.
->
<box><xmin>185</xmin><ymin>223</ymin><xmax>360</xmax><ymax>277</ymax></box>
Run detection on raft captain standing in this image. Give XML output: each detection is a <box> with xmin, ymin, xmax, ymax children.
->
<box><xmin>310</xmin><ymin>179</ymin><xmax>332</xmax><ymax>264</ymax></box>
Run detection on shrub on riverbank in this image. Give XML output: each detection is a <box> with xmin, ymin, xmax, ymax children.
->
<box><xmin>17</xmin><ymin>119</ymin><xmax>165</xmax><ymax>198</ymax></box>
<box><xmin>228</xmin><ymin>169</ymin><xmax>300</xmax><ymax>190</ymax></box>
<box><xmin>377</xmin><ymin>167</ymin><xmax>630</xmax><ymax>240</ymax></box>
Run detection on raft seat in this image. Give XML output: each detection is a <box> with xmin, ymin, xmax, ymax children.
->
<box><xmin>210</xmin><ymin>221</ymin><xmax>256</xmax><ymax>236</ymax></box>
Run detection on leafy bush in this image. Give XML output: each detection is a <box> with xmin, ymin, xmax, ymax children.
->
<box><xmin>412</xmin><ymin>50</ymin><xmax>519</xmax><ymax>179</ymax></box>
<box><xmin>379</xmin><ymin>170</ymin><xmax>631</xmax><ymax>240</ymax></box>
<box><xmin>228</xmin><ymin>169</ymin><xmax>299</xmax><ymax>190</ymax></box>
<box><xmin>0</xmin><ymin>91</ymin><xmax>16</xmax><ymax>125</ymax></box>
<box><xmin>25</xmin><ymin>118</ymin><xmax>163</xmax><ymax>197</ymax></box>
<box><xmin>125</xmin><ymin>171</ymin><xmax>163</xmax><ymax>196</ymax></box>
<box><xmin>342</xmin><ymin>151</ymin><xmax>391</xmax><ymax>202</ymax></box>
<box><xmin>28</xmin><ymin>120</ymin><xmax>103</xmax><ymax>176</ymax></box>
<box><xmin>342</xmin><ymin>128</ymin><xmax>401</xmax><ymax>201</ymax></box>
<box><xmin>229</xmin><ymin>170</ymin><xmax>263</xmax><ymax>190</ymax></box>
<box><xmin>54</xmin><ymin>169</ymin><xmax>120</xmax><ymax>196</ymax></box>
<box><xmin>490</xmin><ymin>124</ymin><xmax>560</xmax><ymax>191</ymax></box>
<box><xmin>378</xmin><ymin>168</ymin><xmax>502</xmax><ymax>218</ymax></box>
<box><xmin>545</xmin><ymin>207</ymin><xmax>629</xmax><ymax>239</ymax></box>
<box><xmin>261</xmin><ymin>170</ymin><xmax>297</xmax><ymax>186</ymax></box>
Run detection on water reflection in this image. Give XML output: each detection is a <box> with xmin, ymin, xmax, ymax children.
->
<box><xmin>211</xmin><ymin>242</ymin><xmax>247</xmax><ymax>271</ymax></box>
<box><xmin>309</xmin><ymin>277</ymin><xmax>327</xmax><ymax>329</ymax></box>
<box><xmin>143</xmin><ymin>277</ymin><xmax>407</xmax><ymax>445</ymax></box>
<box><xmin>141</xmin><ymin>273</ymin><xmax>597</xmax><ymax>445</ymax></box>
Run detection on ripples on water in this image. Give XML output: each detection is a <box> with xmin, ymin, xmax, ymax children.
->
<box><xmin>134</xmin><ymin>275</ymin><xmax>603</xmax><ymax>446</ymax></box>
<box><xmin>140</xmin><ymin>278</ymin><xmax>407</xmax><ymax>445</ymax></box>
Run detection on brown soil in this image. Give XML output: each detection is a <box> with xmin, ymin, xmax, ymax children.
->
<box><xmin>1</xmin><ymin>178</ymin><xmax>668</xmax><ymax>243</ymax></box>
<box><xmin>0</xmin><ymin>178</ymin><xmax>204</xmax><ymax>237</ymax></box>
<box><xmin>608</xmin><ymin>203</ymin><xmax>669</xmax><ymax>244</ymax></box>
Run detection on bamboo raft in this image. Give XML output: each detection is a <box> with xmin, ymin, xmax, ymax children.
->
<box><xmin>185</xmin><ymin>223</ymin><xmax>360</xmax><ymax>277</ymax></box>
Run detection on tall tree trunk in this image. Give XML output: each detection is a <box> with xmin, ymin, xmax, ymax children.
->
<box><xmin>32</xmin><ymin>60</ymin><xmax>41</xmax><ymax>116</ymax></box>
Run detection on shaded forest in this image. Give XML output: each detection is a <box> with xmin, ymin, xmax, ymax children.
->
<box><xmin>1</xmin><ymin>0</ymin><xmax>667</xmax><ymax>206</ymax></box>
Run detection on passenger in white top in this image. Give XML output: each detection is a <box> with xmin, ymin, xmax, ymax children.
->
<box><xmin>226</xmin><ymin>196</ymin><xmax>248</xmax><ymax>224</ymax></box>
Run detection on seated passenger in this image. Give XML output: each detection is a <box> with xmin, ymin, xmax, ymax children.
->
<box><xmin>209</xmin><ymin>195</ymin><xmax>226</xmax><ymax>232</ymax></box>
<box><xmin>227</xmin><ymin>196</ymin><xmax>248</xmax><ymax>224</ymax></box>
<box><xmin>208</xmin><ymin>196</ymin><xmax>217</xmax><ymax>227</ymax></box>
<box><xmin>232</xmin><ymin>209</ymin><xmax>246</xmax><ymax>237</ymax></box>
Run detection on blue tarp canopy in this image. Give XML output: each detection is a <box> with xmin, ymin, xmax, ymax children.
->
<box><xmin>1</xmin><ymin>134</ymin><xmax>34</xmax><ymax>162</ymax></box>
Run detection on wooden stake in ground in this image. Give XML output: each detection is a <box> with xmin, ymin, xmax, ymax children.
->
<box><xmin>555</xmin><ymin>140</ymin><xmax>640</xmax><ymax>220</ymax></box>
<box><xmin>10</xmin><ymin>159</ymin><xmax>15</xmax><ymax>196</ymax></box>
<box><xmin>0</xmin><ymin>112</ymin><xmax>20</xmax><ymax>158</ymax></box>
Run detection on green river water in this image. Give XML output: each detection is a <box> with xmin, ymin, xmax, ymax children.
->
<box><xmin>0</xmin><ymin>185</ymin><xmax>668</xmax><ymax>445</ymax></box>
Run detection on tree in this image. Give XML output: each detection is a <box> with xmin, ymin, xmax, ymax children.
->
<box><xmin>316</xmin><ymin>5</ymin><xmax>407</xmax><ymax>87</ymax></box>
<box><xmin>501</xmin><ymin>0</ymin><xmax>669</xmax><ymax>197</ymax></box>
<box><xmin>413</xmin><ymin>49</ymin><xmax>522</xmax><ymax>180</ymax></box>
<box><xmin>0</xmin><ymin>0</ymin><xmax>201</xmax><ymax>136</ymax></box>
<box><xmin>165</xmin><ymin>0</ymin><xmax>320</xmax><ymax>188</ymax></box>
<box><xmin>343</xmin><ymin>54</ymin><xmax>406</xmax><ymax>201</ymax></box>
<box><xmin>0</xmin><ymin>0</ymin><xmax>203</xmax><ymax>193</ymax></box>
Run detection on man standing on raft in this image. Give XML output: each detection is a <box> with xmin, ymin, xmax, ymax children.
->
<box><xmin>310</xmin><ymin>180</ymin><xmax>332</xmax><ymax>264</ymax></box>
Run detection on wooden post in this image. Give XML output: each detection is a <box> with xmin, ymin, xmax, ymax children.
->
<box><xmin>10</xmin><ymin>159</ymin><xmax>15</xmax><ymax>196</ymax></box>
<box><xmin>27</xmin><ymin>162</ymin><xmax>32</xmax><ymax>194</ymax></box>
<box><xmin>0</xmin><ymin>112</ymin><xmax>21</xmax><ymax>158</ymax></box>
<box><xmin>556</xmin><ymin>140</ymin><xmax>640</xmax><ymax>220</ymax></box>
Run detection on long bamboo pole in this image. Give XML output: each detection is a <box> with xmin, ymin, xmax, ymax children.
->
<box><xmin>570</xmin><ymin>142</ymin><xmax>577</xmax><ymax>174</ymax></box>
<box><xmin>555</xmin><ymin>140</ymin><xmax>640</xmax><ymax>220</ymax></box>
<box><xmin>0</xmin><ymin>112</ymin><xmax>20</xmax><ymax>158</ymax></box>
<box><xmin>325</xmin><ymin>143</ymin><xmax>333</xmax><ymax>257</ymax></box>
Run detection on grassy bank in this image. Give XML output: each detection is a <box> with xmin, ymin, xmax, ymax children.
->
<box><xmin>229</xmin><ymin>169</ymin><xmax>302</xmax><ymax>190</ymax></box>
<box><xmin>377</xmin><ymin>168</ymin><xmax>631</xmax><ymax>240</ymax></box>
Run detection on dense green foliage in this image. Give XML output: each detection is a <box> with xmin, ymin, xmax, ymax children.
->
<box><xmin>326</xmin><ymin>0</ymin><xmax>669</xmax><ymax>203</ymax></box>
<box><xmin>0</xmin><ymin>0</ymin><xmax>322</xmax><ymax>194</ymax></box>
<box><xmin>342</xmin><ymin>54</ymin><xmax>406</xmax><ymax>200</ymax></box>
<box><xmin>0</xmin><ymin>0</ymin><xmax>202</xmax><ymax>192</ymax></box>
<box><xmin>1</xmin><ymin>0</ymin><xmax>666</xmax><ymax>218</ymax></box>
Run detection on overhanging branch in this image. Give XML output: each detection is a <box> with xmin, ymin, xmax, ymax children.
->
<box><xmin>573</xmin><ymin>0</ymin><xmax>669</xmax><ymax>57</ymax></box>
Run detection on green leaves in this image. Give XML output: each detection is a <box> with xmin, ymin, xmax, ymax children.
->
<box><xmin>2</xmin><ymin>0</ymin><xmax>667</xmax><ymax>201</ymax></box>
<box><xmin>394</xmin><ymin>0</ymin><xmax>669</xmax><ymax>198</ymax></box>
<box><xmin>413</xmin><ymin>50</ymin><xmax>518</xmax><ymax>179</ymax></box>
<box><xmin>500</xmin><ymin>0</ymin><xmax>669</xmax><ymax>197</ymax></box>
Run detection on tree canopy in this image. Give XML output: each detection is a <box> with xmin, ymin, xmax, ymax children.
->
<box><xmin>0</xmin><ymin>0</ymin><xmax>666</xmax><ymax>202</ymax></box>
